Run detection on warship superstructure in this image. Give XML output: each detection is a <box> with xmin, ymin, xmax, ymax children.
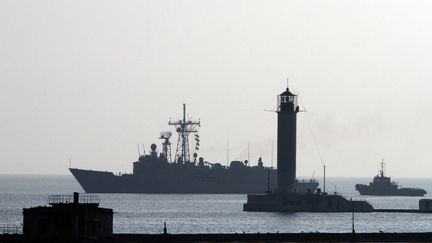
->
<box><xmin>355</xmin><ymin>160</ymin><xmax>426</xmax><ymax>196</ymax></box>
<box><xmin>70</xmin><ymin>104</ymin><xmax>318</xmax><ymax>194</ymax></box>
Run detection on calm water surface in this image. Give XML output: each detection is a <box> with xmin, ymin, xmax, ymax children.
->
<box><xmin>1</xmin><ymin>175</ymin><xmax>432</xmax><ymax>234</ymax></box>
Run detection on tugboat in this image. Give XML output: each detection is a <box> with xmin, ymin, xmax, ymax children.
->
<box><xmin>355</xmin><ymin>160</ymin><xmax>426</xmax><ymax>196</ymax></box>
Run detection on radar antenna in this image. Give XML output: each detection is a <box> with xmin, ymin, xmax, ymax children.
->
<box><xmin>159</xmin><ymin>131</ymin><xmax>172</xmax><ymax>162</ymax></box>
<box><xmin>168</xmin><ymin>104</ymin><xmax>200</xmax><ymax>163</ymax></box>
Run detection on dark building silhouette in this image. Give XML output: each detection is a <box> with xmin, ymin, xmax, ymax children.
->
<box><xmin>23</xmin><ymin>192</ymin><xmax>112</xmax><ymax>241</ymax></box>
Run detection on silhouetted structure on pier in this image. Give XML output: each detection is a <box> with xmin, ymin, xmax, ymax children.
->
<box><xmin>22</xmin><ymin>192</ymin><xmax>112</xmax><ymax>241</ymax></box>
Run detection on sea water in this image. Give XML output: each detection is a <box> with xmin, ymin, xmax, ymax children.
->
<box><xmin>1</xmin><ymin>175</ymin><xmax>432</xmax><ymax>234</ymax></box>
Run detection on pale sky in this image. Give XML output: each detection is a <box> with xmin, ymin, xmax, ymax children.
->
<box><xmin>1</xmin><ymin>0</ymin><xmax>432</xmax><ymax>177</ymax></box>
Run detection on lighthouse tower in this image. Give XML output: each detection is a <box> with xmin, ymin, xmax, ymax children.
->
<box><xmin>243</xmin><ymin>86</ymin><xmax>376</xmax><ymax>213</ymax></box>
<box><xmin>277</xmin><ymin>87</ymin><xmax>299</xmax><ymax>194</ymax></box>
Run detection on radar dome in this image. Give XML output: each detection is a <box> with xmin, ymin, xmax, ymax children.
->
<box><xmin>150</xmin><ymin>143</ymin><xmax>157</xmax><ymax>151</ymax></box>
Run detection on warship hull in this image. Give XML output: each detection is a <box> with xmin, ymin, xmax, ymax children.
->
<box><xmin>70</xmin><ymin>168</ymin><xmax>318</xmax><ymax>194</ymax></box>
<box><xmin>356</xmin><ymin>184</ymin><xmax>426</xmax><ymax>197</ymax></box>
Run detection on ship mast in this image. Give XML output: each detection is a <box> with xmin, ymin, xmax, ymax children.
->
<box><xmin>169</xmin><ymin>104</ymin><xmax>200</xmax><ymax>163</ymax></box>
<box><xmin>380</xmin><ymin>159</ymin><xmax>385</xmax><ymax>177</ymax></box>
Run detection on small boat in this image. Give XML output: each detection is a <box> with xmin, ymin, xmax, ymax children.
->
<box><xmin>355</xmin><ymin>159</ymin><xmax>426</xmax><ymax>196</ymax></box>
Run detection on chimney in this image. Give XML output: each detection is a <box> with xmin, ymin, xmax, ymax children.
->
<box><xmin>73</xmin><ymin>192</ymin><xmax>79</xmax><ymax>204</ymax></box>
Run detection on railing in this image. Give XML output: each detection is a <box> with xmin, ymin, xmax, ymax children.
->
<box><xmin>48</xmin><ymin>194</ymin><xmax>99</xmax><ymax>205</ymax></box>
<box><xmin>0</xmin><ymin>225</ymin><xmax>22</xmax><ymax>234</ymax></box>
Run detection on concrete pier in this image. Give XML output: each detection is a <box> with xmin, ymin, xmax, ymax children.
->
<box><xmin>243</xmin><ymin>192</ymin><xmax>374</xmax><ymax>212</ymax></box>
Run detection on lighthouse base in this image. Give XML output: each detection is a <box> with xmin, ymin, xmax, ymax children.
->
<box><xmin>243</xmin><ymin>192</ymin><xmax>374</xmax><ymax>212</ymax></box>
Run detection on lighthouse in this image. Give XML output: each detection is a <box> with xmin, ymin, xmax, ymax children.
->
<box><xmin>277</xmin><ymin>87</ymin><xmax>299</xmax><ymax>194</ymax></box>
<box><xmin>243</xmin><ymin>85</ymin><xmax>376</xmax><ymax>213</ymax></box>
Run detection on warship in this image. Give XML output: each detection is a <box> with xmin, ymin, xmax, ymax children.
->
<box><xmin>70</xmin><ymin>104</ymin><xmax>319</xmax><ymax>194</ymax></box>
<box><xmin>355</xmin><ymin>160</ymin><xmax>426</xmax><ymax>196</ymax></box>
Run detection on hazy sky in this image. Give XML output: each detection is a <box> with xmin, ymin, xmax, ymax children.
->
<box><xmin>1</xmin><ymin>0</ymin><xmax>432</xmax><ymax>177</ymax></box>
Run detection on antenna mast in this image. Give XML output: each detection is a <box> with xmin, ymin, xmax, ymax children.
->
<box><xmin>323</xmin><ymin>165</ymin><xmax>326</xmax><ymax>193</ymax></box>
<box><xmin>137</xmin><ymin>144</ymin><xmax>141</xmax><ymax>156</ymax></box>
<box><xmin>169</xmin><ymin>104</ymin><xmax>200</xmax><ymax>163</ymax></box>
<box><xmin>267</xmin><ymin>168</ymin><xmax>270</xmax><ymax>194</ymax></box>
<box><xmin>271</xmin><ymin>140</ymin><xmax>274</xmax><ymax>168</ymax></box>
<box><xmin>227</xmin><ymin>141</ymin><xmax>230</xmax><ymax>166</ymax></box>
<box><xmin>247</xmin><ymin>141</ymin><xmax>250</xmax><ymax>165</ymax></box>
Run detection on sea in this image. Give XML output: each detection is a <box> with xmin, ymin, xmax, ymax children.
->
<box><xmin>1</xmin><ymin>175</ymin><xmax>432</xmax><ymax>234</ymax></box>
